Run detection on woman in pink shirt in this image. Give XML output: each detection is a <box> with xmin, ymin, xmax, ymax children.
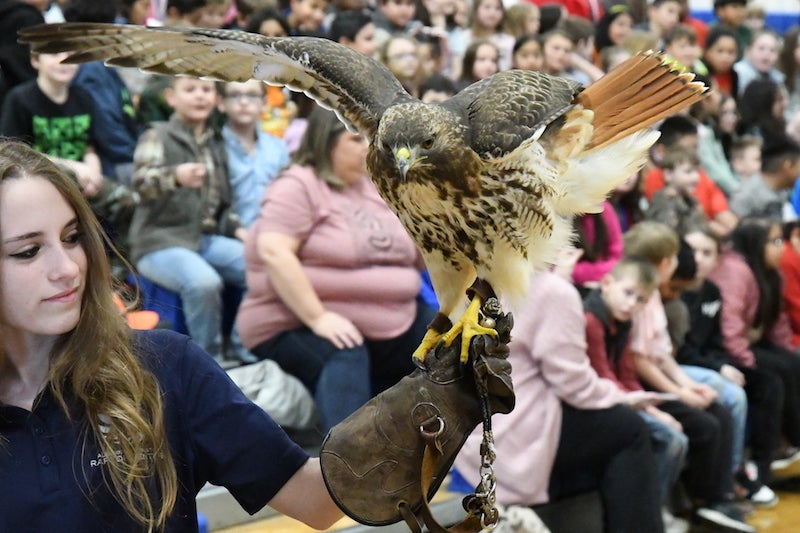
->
<box><xmin>453</xmin><ymin>269</ymin><xmax>663</xmax><ymax>532</ymax></box>
<box><xmin>236</xmin><ymin>108</ymin><xmax>437</xmax><ymax>433</ymax></box>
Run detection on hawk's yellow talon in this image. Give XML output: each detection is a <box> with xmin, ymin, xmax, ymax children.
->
<box><xmin>412</xmin><ymin>328</ymin><xmax>445</xmax><ymax>361</ymax></box>
<box><xmin>413</xmin><ymin>295</ymin><xmax>497</xmax><ymax>363</ymax></box>
<box><xmin>442</xmin><ymin>295</ymin><xmax>498</xmax><ymax>363</ymax></box>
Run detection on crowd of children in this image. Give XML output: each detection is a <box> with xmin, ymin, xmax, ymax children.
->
<box><xmin>3</xmin><ymin>0</ymin><xmax>800</xmax><ymax>532</ymax></box>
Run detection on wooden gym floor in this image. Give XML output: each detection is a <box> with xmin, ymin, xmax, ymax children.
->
<box><xmin>215</xmin><ymin>464</ymin><xmax>800</xmax><ymax>532</ymax></box>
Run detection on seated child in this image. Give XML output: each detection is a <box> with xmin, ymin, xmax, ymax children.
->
<box><xmin>710</xmin><ymin>217</ymin><xmax>800</xmax><ymax>475</ymax></box>
<box><xmin>681</xmin><ymin>224</ymin><xmax>781</xmax><ymax>504</ymax></box>
<box><xmin>625</xmin><ymin>221</ymin><xmax>754</xmax><ymax>532</ymax></box>
<box><xmin>729</xmin><ymin>134</ymin><xmax>762</xmax><ymax>184</ymax></box>
<box><xmin>218</xmin><ymin>79</ymin><xmax>290</xmax><ymax>228</ymax></box>
<box><xmin>730</xmin><ymin>135</ymin><xmax>800</xmax><ymax>222</ymax></box>
<box><xmin>662</xmin><ymin>237</ymin><xmax>755</xmax><ymax>506</ymax></box>
<box><xmin>780</xmin><ymin>219</ymin><xmax>800</xmax><ymax>346</ymax></box>
<box><xmin>584</xmin><ymin>257</ymin><xmax>690</xmax><ymax>532</ymax></box>
<box><xmin>645</xmin><ymin>145</ymin><xmax>708</xmax><ymax>236</ymax></box>
<box><xmin>131</xmin><ymin>76</ymin><xmax>256</xmax><ymax>368</ymax></box>
<box><xmin>663</xmin><ymin>23</ymin><xmax>701</xmax><ymax>72</ymax></box>
<box><xmin>643</xmin><ymin>115</ymin><xmax>738</xmax><ymax>237</ymax></box>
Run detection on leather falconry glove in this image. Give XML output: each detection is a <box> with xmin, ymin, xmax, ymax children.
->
<box><xmin>320</xmin><ymin>304</ymin><xmax>515</xmax><ymax>533</ymax></box>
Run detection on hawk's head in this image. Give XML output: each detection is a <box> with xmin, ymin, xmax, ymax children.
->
<box><xmin>371</xmin><ymin>103</ymin><xmax>479</xmax><ymax>188</ymax></box>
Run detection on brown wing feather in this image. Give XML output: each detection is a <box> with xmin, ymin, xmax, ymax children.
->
<box><xmin>575</xmin><ymin>50</ymin><xmax>707</xmax><ymax>150</ymax></box>
<box><xmin>19</xmin><ymin>22</ymin><xmax>410</xmax><ymax>137</ymax></box>
<box><xmin>442</xmin><ymin>69</ymin><xmax>581</xmax><ymax>158</ymax></box>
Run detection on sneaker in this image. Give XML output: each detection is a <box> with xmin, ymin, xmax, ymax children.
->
<box><xmin>747</xmin><ymin>485</ymin><xmax>778</xmax><ymax>508</ymax></box>
<box><xmin>771</xmin><ymin>446</ymin><xmax>800</xmax><ymax>471</ymax></box>
<box><xmin>695</xmin><ymin>501</ymin><xmax>756</xmax><ymax>533</ymax></box>
<box><xmin>662</xmin><ymin>508</ymin><xmax>689</xmax><ymax>533</ymax></box>
<box><xmin>736</xmin><ymin>463</ymin><xmax>779</xmax><ymax>508</ymax></box>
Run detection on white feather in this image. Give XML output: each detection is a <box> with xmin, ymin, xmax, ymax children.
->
<box><xmin>552</xmin><ymin>129</ymin><xmax>660</xmax><ymax>215</ymax></box>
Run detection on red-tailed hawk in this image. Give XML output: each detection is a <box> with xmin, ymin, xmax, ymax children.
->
<box><xmin>20</xmin><ymin>23</ymin><xmax>705</xmax><ymax>361</ymax></box>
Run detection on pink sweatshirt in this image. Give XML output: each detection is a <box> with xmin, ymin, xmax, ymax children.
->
<box><xmin>629</xmin><ymin>291</ymin><xmax>674</xmax><ymax>367</ymax></box>
<box><xmin>453</xmin><ymin>271</ymin><xmax>626</xmax><ymax>505</ymax></box>
<box><xmin>572</xmin><ymin>201</ymin><xmax>624</xmax><ymax>286</ymax></box>
<box><xmin>709</xmin><ymin>249</ymin><xmax>794</xmax><ymax>367</ymax></box>
<box><xmin>237</xmin><ymin>164</ymin><xmax>422</xmax><ymax>348</ymax></box>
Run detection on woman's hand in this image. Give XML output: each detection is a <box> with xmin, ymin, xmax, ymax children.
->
<box><xmin>310</xmin><ymin>311</ymin><xmax>364</xmax><ymax>349</ymax></box>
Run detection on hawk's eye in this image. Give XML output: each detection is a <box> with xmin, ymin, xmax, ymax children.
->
<box><xmin>382</xmin><ymin>141</ymin><xmax>392</xmax><ymax>152</ymax></box>
<box><xmin>421</xmin><ymin>137</ymin><xmax>435</xmax><ymax>150</ymax></box>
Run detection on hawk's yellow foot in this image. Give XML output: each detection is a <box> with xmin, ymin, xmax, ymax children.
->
<box><xmin>412</xmin><ymin>312</ymin><xmax>453</xmax><ymax>361</ymax></box>
<box><xmin>412</xmin><ymin>328</ymin><xmax>445</xmax><ymax>361</ymax></box>
<box><xmin>442</xmin><ymin>294</ymin><xmax>498</xmax><ymax>363</ymax></box>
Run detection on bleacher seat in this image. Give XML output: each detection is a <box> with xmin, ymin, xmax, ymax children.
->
<box><xmin>128</xmin><ymin>274</ymin><xmax>243</xmax><ymax>336</ymax></box>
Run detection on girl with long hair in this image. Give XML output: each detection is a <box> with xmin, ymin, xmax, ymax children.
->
<box><xmin>0</xmin><ymin>139</ymin><xmax>342</xmax><ymax>531</ymax></box>
<box><xmin>737</xmin><ymin>78</ymin><xmax>789</xmax><ymax>147</ymax></box>
<box><xmin>455</xmin><ymin>38</ymin><xmax>500</xmax><ymax>90</ymax></box>
<box><xmin>593</xmin><ymin>4</ymin><xmax>634</xmax><ymax>64</ymax></box>
<box><xmin>700</xmin><ymin>25</ymin><xmax>739</xmax><ymax>98</ymax></box>
<box><xmin>447</xmin><ymin>0</ymin><xmax>514</xmax><ymax>78</ymax></box>
<box><xmin>709</xmin><ymin>218</ymin><xmax>800</xmax><ymax>477</ymax></box>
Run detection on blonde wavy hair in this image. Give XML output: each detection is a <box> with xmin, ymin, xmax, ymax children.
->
<box><xmin>0</xmin><ymin>140</ymin><xmax>177</xmax><ymax>531</ymax></box>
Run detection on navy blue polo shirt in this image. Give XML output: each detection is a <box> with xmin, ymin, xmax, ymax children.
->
<box><xmin>0</xmin><ymin>329</ymin><xmax>309</xmax><ymax>532</ymax></box>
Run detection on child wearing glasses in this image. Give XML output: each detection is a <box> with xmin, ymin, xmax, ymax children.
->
<box><xmin>219</xmin><ymin>79</ymin><xmax>289</xmax><ymax>228</ymax></box>
<box><xmin>710</xmin><ymin>217</ymin><xmax>800</xmax><ymax>480</ymax></box>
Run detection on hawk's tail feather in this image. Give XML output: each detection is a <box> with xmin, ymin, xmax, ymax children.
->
<box><xmin>577</xmin><ymin>51</ymin><xmax>706</xmax><ymax>151</ymax></box>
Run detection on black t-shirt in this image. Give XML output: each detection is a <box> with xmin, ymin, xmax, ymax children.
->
<box><xmin>0</xmin><ymin>78</ymin><xmax>98</xmax><ymax>161</ymax></box>
<box><xmin>677</xmin><ymin>279</ymin><xmax>731</xmax><ymax>371</ymax></box>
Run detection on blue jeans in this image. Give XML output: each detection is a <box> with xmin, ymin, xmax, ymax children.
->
<box><xmin>136</xmin><ymin>235</ymin><xmax>247</xmax><ymax>360</ymax></box>
<box><xmin>639</xmin><ymin>411</ymin><xmax>689</xmax><ymax>504</ymax></box>
<box><xmin>682</xmin><ymin>365</ymin><xmax>748</xmax><ymax>473</ymax></box>
<box><xmin>251</xmin><ymin>302</ymin><xmax>437</xmax><ymax>433</ymax></box>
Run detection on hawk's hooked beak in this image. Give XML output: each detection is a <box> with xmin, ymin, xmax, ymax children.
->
<box><xmin>395</xmin><ymin>147</ymin><xmax>411</xmax><ymax>181</ymax></box>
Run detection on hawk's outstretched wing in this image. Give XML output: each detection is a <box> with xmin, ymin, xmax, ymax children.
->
<box><xmin>19</xmin><ymin>23</ymin><xmax>411</xmax><ymax>137</ymax></box>
<box><xmin>443</xmin><ymin>69</ymin><xmax>582</xmax><ymax>159</ymax></box>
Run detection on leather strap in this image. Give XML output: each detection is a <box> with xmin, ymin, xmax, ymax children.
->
<box><xmin>466</xmin><ymin>279</ymin><xmax>496</xmax><ymax>302</ymax></box>
<box><xmin>428</xmin><ymin>312</ymin><xmax>454</xmax><ymax>334</ymax></box>
<box><xmin>399</xmin><ymin>421</ymin><xmax>490</xmax><ymax>533</ymax></box>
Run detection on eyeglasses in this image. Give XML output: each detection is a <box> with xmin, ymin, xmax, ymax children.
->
<box><xmin>224</xmin><ymin>92</ymin><xmax>263</xmax><ymax>103</ymax></box>
<box><xmin>770</xmin><ymin>237</ymin><xmax>784</xmax><ymax>246</ymax></box>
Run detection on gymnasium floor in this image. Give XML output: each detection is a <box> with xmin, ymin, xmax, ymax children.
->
<box><xmin>215</xmin><ymin>463</ymin><xmax>800</xmax><ymax>532</ymax></box>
